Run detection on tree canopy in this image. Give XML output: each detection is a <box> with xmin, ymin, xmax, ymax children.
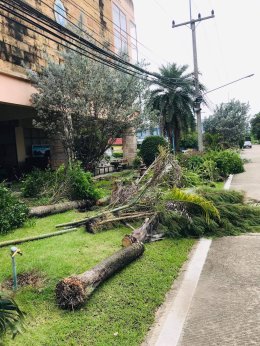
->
<box><xmin>29</xmin><ymin>51</ymin><xmax>150</xmax><ymax>165</ymax></box>
<box><xmin>203</xmin><ymin>99</ymin><xmax>250</xmax><ymax>147</ymax></box>
<box><xmin>251</xmin><ymin>113</ymin><xmax>260</xmax><ymax>140</ymax></box>
<box><xmin>149</xmin><ymin>63</ymin><xmax>203</xmax><ymax>151</ymax></box>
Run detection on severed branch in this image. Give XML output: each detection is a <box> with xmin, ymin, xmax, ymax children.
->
<box><xmin>122</xmin><ymin>215</ymin><xmax>164</xmax><ymax>247</ymax></box>
<box><xmin>85</xmin><ymin>212</ymin><xmax>154</xmax><ymax>233</ymax></box>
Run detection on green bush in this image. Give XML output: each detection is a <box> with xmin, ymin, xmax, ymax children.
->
<box><xmin>181</xmin><ymin>169</ymin><xmax>202</xmax><ymax>187</ymax></box>
<box><xmin>66</xmin><ymin>162</ymin><xmax>100</xmax><ymax>200</ymax></box>
<box><xmin>21</xmin><ymin>169</ymin><xmax>53</xmax><ymax>198</ymax></box>
<box><xmin>112</xmin><ymin>152</ymin><xmax>123</xmax><ymax>158</ymax></box>
<box><xmin>21</xmin><ymin>162</ymin><xmax>100</xmax><ymax>203</ymax></box>
<box><xmin>206</xmin><ymin>150</ymin><xmax>244</xmax><ymax>177</ymax></box>
<box><xmin>178</xmin><ymin>149</ymin><xmax>244</xmax><ymax>181</ymax></box>
<box><xmin>132</xmin><ymin>155</ymin><xmax>142</xmax><ymax>169</ymax></box>
<box><xmin>180</xmin><ymin>132</ymin><xmax>198</xmax><ymax>149</ymax></box>
<box><xmin>140</xmin><ymin>136</ymin><xmax>168</xmax><ymax>166</ymax></box>
<box><xmin>179</xmin><ymin>153</ymin><xmax>204</xmax><ymax>171</ymax></box>
<box><xmin>198</xmin><ymin>160</ymin><xmax>220</xmax><ymax>182</ymax></box>
<box><xmin>0</xmin><ymin>183</ymin><xmax>29</xmax><ymax>234</ymax></box>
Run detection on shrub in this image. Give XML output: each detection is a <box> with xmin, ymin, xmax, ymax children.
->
<box><xmin>66</xmin><ymin>162</ymin><xmax>100</xmax><ymax>200</ymax></box>
<box><xmin>180</xmin><ymin>132</ymin><xmax>198</xmax><ymax>149</ymax></box>
<box><xmin>0</xmin><ymin>183</ymin><xmax>29</xmax><ymax>234</ymax></box>
<box><xmin>181</xmin><ymin>169</ymin><xmax>202</xmax><ymax>187</ymax></box>
<box><xmin>140</xmin><ymin>136</ymin><xmax>168</xmax><ymax>166</ymax></box>
<box><xmin>179</xmin><ymin>153</ymin><xmax>204</xmax><ymax>171</ymax></box>
<box><xmin>178</xmin><ymin>149</ymin><xmax>244</xmax><ymax>181</ymax></box>
<box><xmin>112</xmin><ymin>152</ymin><xmax>123</xmax><ymax>158</ymax></box>
<box><xmin>21</xmin><ymin>162</ymin><xmax>101</xmax><ymax>203</ymax></box>
<box><xmin>21</xmin><ymin>169</ymin><xmax>53</xmax><ymax>198</ymax></box>
<box><xmin>132</xmin><ymin>155</ymin><xmax>142</xmax><ymax>169</ymax></box>
<box><xmin>197</xmin><ymin>160</ymin><xmax>220</xmax><ymax>182</ymax></box>
<box><xmin>206</xmin><ymin>150</ymin><xmax>244</xmax><ymax>177</ymax></box>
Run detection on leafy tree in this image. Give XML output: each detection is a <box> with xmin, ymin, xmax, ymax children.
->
<box><xmin>29</xmin><ymin>51</ymin><xmax>149</xmax><ymax>165</ymax></box>
<box><xmin>251</xmin><ymin>113</ymin><xmax>260</xmax><ymax>140</ymax></box>
<box><xmin>203</xmin><ymin>99</ymin><xmax>250</xmax><ymax>147</ymax></box>
<box><xmin>0</xmin><ymin>294</ymin><xmax>25</xmax><ymax>342</ymax></box>
<box><xmin>149</xmin><ymin>63</ymin><xmax>203</xmax><ymax>151</ymax></box>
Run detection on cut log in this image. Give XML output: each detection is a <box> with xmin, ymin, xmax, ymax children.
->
<box><xmin>29</xmin><ymin>200</ymin><xmax>91</xmax><ymax>218</ymax></box>
<box><xmin>55</xmin><ymin>242</ymin><xmax>145</xmax><ymax>310</ymax></box>
<box><xmin>122</xmin><ymin>215</ymin><xmax>163</xmax><ymax>247</ymax></box>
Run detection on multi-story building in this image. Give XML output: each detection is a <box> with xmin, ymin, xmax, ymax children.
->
<box><xmin>0</xmin><ymin>0</ymin><xmax>137</xmax><ymax>178</ymax></box>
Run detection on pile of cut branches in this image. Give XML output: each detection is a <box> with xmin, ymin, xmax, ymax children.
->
<box><xmin>56</xmin><ymin>148</ymin><xmax>219</xmax><ymax>245</ymax></box>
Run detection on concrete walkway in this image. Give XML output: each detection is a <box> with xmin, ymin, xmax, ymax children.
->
<box><xmin>232</xmin><ymin>144</ymin><xmax>260</xmax><ymax>201</ymax></box>
<box><xmin>144</xmin><ymin>145</ymin><xmax>260</xmax><ymax>346</ymax></box>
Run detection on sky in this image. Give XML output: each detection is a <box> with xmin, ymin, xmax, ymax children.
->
<box><xmin>133</xmin><ymin>0</ymin><xmax>260</xmax><ymax>119</ymax></box>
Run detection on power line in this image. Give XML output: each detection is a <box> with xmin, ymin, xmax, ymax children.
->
<box><xmin>4</xmin><ymin>0</ymin><xmax>192</xmax><ymax>85</ymax></box>
<box><xmin>0</xmin><ymin>0</ymin><xmax>193</xmax><ymax>94</ymax></box>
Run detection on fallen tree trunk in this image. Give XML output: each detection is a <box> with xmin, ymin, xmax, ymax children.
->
<box><xmin>122</xmin><ymin>215</ymin><xmax>163</xmax><ymax>247</ymax></box>
<box><xmin>29</xmin><ymin>200</ymin><xmax>91</xmax><ymax>218</ymax></box>
<box><xmin>0</xmin><ymin>228</ymin><xmax>78</xmax><ymax>248</ymax></box>
<box><xmin>56</xmin><ymin>242</ymin><xmax>145</xmax><ymax>310</ymax></box>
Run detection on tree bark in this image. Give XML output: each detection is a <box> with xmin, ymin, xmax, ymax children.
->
<box><xmin>56</xmin><ymin>242</ymin><xmax>145</xmax><ymax>310</ymax></box>
<box><xmin>122</xmin><ymin>215</ymin><xmax>162</xmax><ymax>247</ymax></box>
<box><xmin>29</xmin><ymin>200</ymin><xmax>92</xmax><ymax>218</ymax></box>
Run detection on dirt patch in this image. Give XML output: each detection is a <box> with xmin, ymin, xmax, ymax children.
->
<box><xmin>1</xmin><ymin>270</ymin><xmax>46</xmax><ymax>290</ymax></box>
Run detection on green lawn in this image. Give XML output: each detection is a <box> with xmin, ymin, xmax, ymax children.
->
<box><xmin>0</xmin><ymin>211</ymin><xmax>194</xmax><ymax>346</ymax></box>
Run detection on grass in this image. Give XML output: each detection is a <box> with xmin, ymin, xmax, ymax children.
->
<box><xmin>0</xmin><ymin>211</ymin><xmax>194</xmax><ymax>346</ymax></box>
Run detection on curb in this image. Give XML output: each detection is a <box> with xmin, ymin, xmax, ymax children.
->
<box><xmin>144</xmin><ymin>238</ymin><xmax>212</xmax><ymax>346</ymax></box>
<box><xmin>224</xmin><ymin>174</ymin><xmax>233</xmax><ymax>190</ymax></box>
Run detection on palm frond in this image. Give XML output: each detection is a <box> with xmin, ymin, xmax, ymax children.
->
<box><xmin>0</xmin><ymin>294</ymin><xmax>25</xmax><ymax>340</ymax></box>
<box><xmin>163</xmin><ymin>188</ymin><xmax>220</xmax><ymax>223</ymax></box>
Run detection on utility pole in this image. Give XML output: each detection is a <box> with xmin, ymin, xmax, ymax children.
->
<box><xmin>172</xmin><ymin>2</ymin><xmax>215</xmax><ymax>151</ymax></box>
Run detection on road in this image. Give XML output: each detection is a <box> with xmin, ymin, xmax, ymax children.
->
<box><xmin>231</xmin><ymin>144</ymin><xmax>260</xmax><ymax>201</ymax></box>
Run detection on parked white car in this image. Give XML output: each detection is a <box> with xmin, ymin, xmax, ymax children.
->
<box><xmin>243</xmin><ymin>140</ymin><xmax>252</xmax><ymax>148</ymax></box>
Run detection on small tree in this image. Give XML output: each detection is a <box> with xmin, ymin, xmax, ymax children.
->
<box><xmin>251</xmin><ymin>113</ymin><xmax>260</xmax><ymax>141</ymax></box>
<box><xmin>203</xmin><ymin>99</ymin><xmax>250</xmax><ymax>147</ymax></box>
<box><xmin>29</xmin><ymin>51</ymin><xmax>149</xmax><ymax>165</ymax></box>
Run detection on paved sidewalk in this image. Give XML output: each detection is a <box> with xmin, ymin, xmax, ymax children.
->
<box><xmin>144</xmin><ymin>145</ymin><xmax>260</xmax><ymax>346</ymax></box>
<box><xmin>178</xmin><ymin>235</ymin><xmax>260</xmax><ymax>346</ymax></box>
<box><xmin>231</xmin><ymin>144</ymin><xmax>260</xmax><ymax>201</ymax></box>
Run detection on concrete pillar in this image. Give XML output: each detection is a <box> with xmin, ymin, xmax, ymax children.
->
<box><xmin>122</xmin><ymin>128</ymin><xmax>137</xmax><ymax>164</ymax></box>
<box><xmin>15</xmin><ymin>127</ymin><xmax>26</xmax><ymax>163</ymax></box>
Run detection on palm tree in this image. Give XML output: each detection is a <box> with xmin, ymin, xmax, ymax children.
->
<box><xmin>150</xmin><ymin>63</ymin><xmax>204</xmax><ymax>151</ymax></box>
<box><xmin>0</xmin><ymin>294</ymin><xmax>25</xmax><ymax>342</ymax></box>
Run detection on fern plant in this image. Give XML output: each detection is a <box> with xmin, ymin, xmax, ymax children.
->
<box><xmin>0</xmin><ymin>294</ymin><xmax>25</xmax><ymax>342</ymax></box>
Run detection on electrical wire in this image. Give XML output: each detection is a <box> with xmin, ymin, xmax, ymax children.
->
<box><xmin>0</xmin><ymin>0</ymin><xmax>196</xmax><ymax>97</ymax></box>
<box><xmin>1</xmin><ymin>0</ymin><xmax>191</xmax><ymax>87</ymax></box>
<box><xmin>57</xmin><ymin>0</ymin><xmax>167</xmax><ymax>69</ymax></box>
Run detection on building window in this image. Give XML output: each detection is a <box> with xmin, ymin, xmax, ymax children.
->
<box><xmin>112</xmin><ymin>4</ymin><xmax>128</xmax><ymax>55</ymax></box>
<box><xmin>130</xmin><ymin>21</ymin><xmax>138</xmax><ymax>62</ymax></box>
<box><xmin>54</xmin><ymin>0</ymin><xmax>67</xmax><ymax>26</ymax></box>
